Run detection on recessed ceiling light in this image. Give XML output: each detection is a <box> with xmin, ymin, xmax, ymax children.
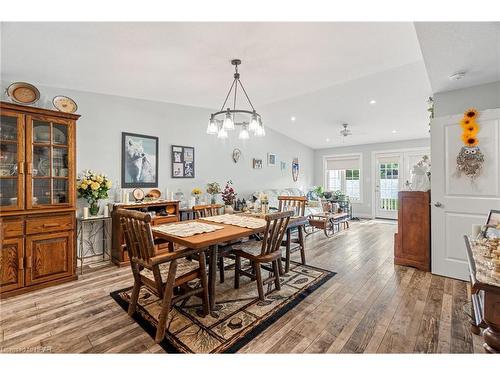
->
<box><xmin>290</xmin><ymin>116</ymin><xmax>296</xmax><ymax>122</ymax></box>
<box><xmin>326</xmin><ymin>138</ymin><xmax>330</xmax><ymax>142</ymax></box>
<box><xmin>369</xmin><ymin>100</ymin><xmax>377</xmax><ymax>104</ymax></box>
<box><xmin>449</xmin><ymin>72</ymin><xmax>466</xmax><ymax>81</ymax></box>
<box><xmin>392</xmin><ymin>130</ymin><xmax>397</xmax><ymax>134</ymax></box>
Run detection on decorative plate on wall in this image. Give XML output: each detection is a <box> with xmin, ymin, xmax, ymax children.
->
<box><xmin>232</xmin><ymin>148</ymin><xmax>241</xmax><ymax>163</ymax></box>
<box><xmin>6</xmin><ymin>82</ymin><xmax>40</xmax><ymax>105</ymax></box>
<box><xmin>52</xmin><ymin>95</ymin><xmax>78</xmax><ymax>113</ymax></box>
<box><xmin>132</xmin><ymin>188</ymin><xmax>145</xmax><ymax>202</ymax></box>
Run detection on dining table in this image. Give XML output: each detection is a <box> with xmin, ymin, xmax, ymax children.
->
<box><xmin>151</xmin><ymin>213</ymin><xmax>307</xmax><ymax>312</ymax></box>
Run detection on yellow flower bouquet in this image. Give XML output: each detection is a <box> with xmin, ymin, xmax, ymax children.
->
<box><xmin>77</xmin><ymin>169</ymin><xmax>112</xmax><ymax>215</ymax></box>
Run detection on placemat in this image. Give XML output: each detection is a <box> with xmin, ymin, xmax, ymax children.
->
<box><xmin>154</xmin><ymin>222</ymin><xmax>224</xmax><ymax>237</ymax></box>
<box><xmin>202</xmin><ymin>214</ymin><xmax>266</xmax><ymax>229</ymax></box>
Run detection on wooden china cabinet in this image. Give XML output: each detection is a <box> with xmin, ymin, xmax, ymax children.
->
<box><xmin>0</xmin><ymin>102</ymin><xmax>79</xmax><ymax>298</ymax></box>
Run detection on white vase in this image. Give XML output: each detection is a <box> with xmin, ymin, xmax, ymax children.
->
<box><xmin>225</xmin><ymin>205</ymin><xmax>234</xmax><ymax>214</ymax></box>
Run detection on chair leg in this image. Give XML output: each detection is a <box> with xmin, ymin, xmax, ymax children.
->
<box><xmin>234</xmin><ymin>254</ymin><xmax>241</xmax><ymax>289</ymax></box>
<box><xmin>198</xmin><ymin>251</ymin><xmax>210</xmax><ymax>316</ymax></box>
<box><xmin>285</xmin><ymin>228</ymin><xmax>291</xmax><ymax>274</ymax></box>
<box><xmin>278</xmin><ymin>258</ymin><xmax>284</xmax><ymax>276</ymax></box>
<box><xmin>272</xmin><ymin>260</ymin><xmax>281</xmax><ymax>291</ymax></box>
<box><xmin>254</xmin><ymin>262</ymin><xmax>265</xmax><ymax>301</ymax></box>
<box><xmin>218</xmin><ymin>255</ymin><xmax>225</xmax><ymax>283</ymax></box>
<box><xmin>155</xmin><ymin>260</ymin><xmax>177</xmax><ymax>343</ymax></box>
<box><xmin>298</xmin><ymin>225</ymin><xmax>306</xmax><ymax>265</ymax></box>
<box><xmin>128</xmin><ymin>273</ymin><xmax>141</xmax><ymax>316</ymax></box>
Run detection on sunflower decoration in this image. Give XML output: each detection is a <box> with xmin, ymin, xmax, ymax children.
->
<box><xmin>457</xmin><ymin>108</ymin><xmax>484</xmax><ymax>180</ymax></box>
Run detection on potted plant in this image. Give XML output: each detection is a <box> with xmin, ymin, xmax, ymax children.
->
<box><xmin>77</xmin><ymin>170</ymin><xmax>112</xmax><ymax>216</ymax></box>
<box><xmin>191</xmin><ymin>187</ymin><xmax>203</xmax><ymax>205</ymax></box>
<box><xmin>206</xmin><ymin>182</ymin><xmax>221</xmax><ymax>204</ymax></box>
<box><xmin>221</xmin><ymin>180</ymin><xmax>237</xmax><ymax>213</ymax></box>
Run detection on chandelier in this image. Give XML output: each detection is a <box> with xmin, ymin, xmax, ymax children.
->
<box><xmin>206</xmin><ymin>59</ymin><xmax>265</xmax><ymax>139</ymax></box>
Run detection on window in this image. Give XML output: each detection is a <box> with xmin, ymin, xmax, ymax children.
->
<box><xmin>324</xmin><ymin>155</ymin><xmax>362</xmax><ymax>202</ymax></box>
<box><xmin>326</xmin><ymin>169</ymin><xmax>361</xmax><ymax>201</ymax></box>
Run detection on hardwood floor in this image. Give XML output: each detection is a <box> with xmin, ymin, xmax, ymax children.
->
<box><xmin>0</xmin><ymin>220</ymin><xmax>485</xmax><ymax>353</ymax></box>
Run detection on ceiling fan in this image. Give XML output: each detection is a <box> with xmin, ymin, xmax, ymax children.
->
<box><xmin>339</xmin><ymin>123</ymin><xmax>352</xmax><ymax>138</ymax></box>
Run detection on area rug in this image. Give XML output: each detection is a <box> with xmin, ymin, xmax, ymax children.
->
<box><xmin>110</xmin><ymin>261</ymin><xmax>336</xmax><ymax>353</ymax></box>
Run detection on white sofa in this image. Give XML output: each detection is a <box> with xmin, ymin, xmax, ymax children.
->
<box><xmin>250</xmin><ymin>188</ymin><xmax>324</xmax><ymax>217</ymax></box>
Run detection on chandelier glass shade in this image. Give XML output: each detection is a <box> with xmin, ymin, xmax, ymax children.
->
<box><xmin>207</xmin><ymin>59</ymin><xmax>265</xmax><ymax>139</ymax></box>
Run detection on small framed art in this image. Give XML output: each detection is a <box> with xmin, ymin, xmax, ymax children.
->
<box><xmin>172</xmin><ymin>145</ymin><xmax>195</xmax><ymax>178</ymax></box>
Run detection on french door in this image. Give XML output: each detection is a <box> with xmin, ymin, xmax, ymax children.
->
<box><xmin>375</xmin><ymin>154</ymin><xmax>402</xmax><ymax>219</ymax></box>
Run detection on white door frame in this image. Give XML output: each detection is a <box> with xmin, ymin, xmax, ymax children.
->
<box><xmin>371</xmin><ymin>147</ymin><xmax>430</xmax><ymax>219</ymax></box>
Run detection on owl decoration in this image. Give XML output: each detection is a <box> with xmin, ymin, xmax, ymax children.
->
<box><xmin>456</xmin><ymin>109</ymin><xmax>485</xmax><ymax>180</ymax></box>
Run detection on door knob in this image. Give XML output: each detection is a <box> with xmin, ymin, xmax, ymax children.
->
<box><xmin>434</xmin><ymin>202</ymin><xmax>443</xmax><ymax>207</ymax></box>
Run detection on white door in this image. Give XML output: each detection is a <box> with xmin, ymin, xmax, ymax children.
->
<box><xmin>375</xmin><ymin>154</ymin><xmax>402</xmax><ymax>219</ymax></box>
<box><xmin>431</xmin><ymin>109</ymin><xmax>500</xmax><ymax>280</ymax></box>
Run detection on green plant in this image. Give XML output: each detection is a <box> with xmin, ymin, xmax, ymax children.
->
<box><xmin>312</xmin><ymin>185</ymin><xmax>324</xmax><ymax>198</ymax></box>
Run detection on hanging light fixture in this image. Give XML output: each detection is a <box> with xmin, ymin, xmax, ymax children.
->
<box><xmin>207</xmin><ymin>59</ymin><xmax>264</xmax><ymax>139</ymax></box>
<box><xmin>238</xmin><ymin>124</ymin><xmax>250</xmax><ymax>140</ymax></box>
<box><xmin>206</xmin><ymin>115</ymin><xmax>218</xmax><ymax>134</ymax></box>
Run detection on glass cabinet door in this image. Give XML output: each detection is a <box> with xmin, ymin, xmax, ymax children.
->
<box><xmin>0</xmin><ymin>111</ymin><xmax>24</xmax><ymax>211</ymax></box>
<box><xmin>26</xmin><ymin>115</ymin><xmax>73</xmax><ymax>209</ymax></box>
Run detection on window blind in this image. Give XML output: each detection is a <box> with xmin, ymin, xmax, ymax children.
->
<box><xmin>326</xmin><ymin>156</ymin><xmax>361</xmax><ymax>170</ymax></box>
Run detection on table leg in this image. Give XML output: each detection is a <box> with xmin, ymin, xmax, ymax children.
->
<box><xmin>208</xmin><ymin>244</ymin><xmax>218</xmax><ymax>313</ymax></box>
<box><xmin>285</xmin><ymin>228</ymin><xmax>291</xmax><ymax>274</ymax></box>
<box><xmin>298</xmin><ymin>225</ymin><xmax>306</xmax><ymax>265</ymax></box>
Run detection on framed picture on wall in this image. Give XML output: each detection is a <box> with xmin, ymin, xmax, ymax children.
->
<box><xmin>485</xmin><ymin>209</ymin><xmax>500</xmax><ymax>238</ymax></box>
<box><xmin>253</xmin><ymin>158</ymin><xmax>263</xmax><ymax>169</ymax></box>
<box><xmin>268</xmin><ymin>153</ymin><xmax>277</xmax><ymax>166</ymax></box>
<box><xmin>171</xmin><ymin>145</ymin><xmax>195</xmax><ymax>178</ymax></box>
<box><xmin>121</xmin><ymin>132</ymin><xmax>159</xmax><ymax>188</ymax></box>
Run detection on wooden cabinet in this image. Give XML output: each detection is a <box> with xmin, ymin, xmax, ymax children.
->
<box><xmin>0</xmin><ymin>237</ymin><xmax>24</xmax><ymax>292</ymax></box>
<box><xmin>0</xmin><ymin>102</ymin><xmax>79</xmax><ymax>298</ymax></box>
<box><xmin>111</xmin><ymin>200</ymin><xmax>180</xmax><ymax>266</ymax></box>
<box><xmin>394</xmin><ymin>191</ymin><xmax>431</xmax><ymax>272</ymax></box>
<box><xmin>25</xmin><ymin>230</ymin><xmax>74</xmax><ymax>286</ymax></box>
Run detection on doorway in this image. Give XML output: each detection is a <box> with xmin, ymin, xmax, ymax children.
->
<box><xmin>372</xmin><ymin>148</ymin><xmax>431</xmax><ymax>220</ymax></box>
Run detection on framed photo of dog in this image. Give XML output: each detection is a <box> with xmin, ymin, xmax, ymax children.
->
<box><xmin>121</xmin><ymin>132</ymin><xmax>159</xmax><ymax>188</ymax></box>
<box><xmin>171</xmin><ymin>145</ymin><xmax>195</xmax><ymax>178</ymax></box>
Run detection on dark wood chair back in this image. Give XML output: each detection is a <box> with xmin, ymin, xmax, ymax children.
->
<box><xmin>259</xmin><ymin>211</ymin><xmax>293</xmax><ymax>256</ymax></box>
<box><xmin>193</xmin><ymin>204</ymin><xmax>223</xmax><ymax>219</ymax></box>
<box><xmin>278</xmin><ymin>196</ymin><xmax>307</xmax><ymax>217</ymax></box>
<box><xmin>117</xmin><ymin>208</ymin><xmax>156</xmax><ymax>265</ymax></box>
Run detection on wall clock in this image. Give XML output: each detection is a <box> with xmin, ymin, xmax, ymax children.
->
<box><xmin>53</xmin><ymin>95</ymin><xmax>78</xmax><ymax>113</ymax></box>
<box><xmin>232</xmin><ymin>148</ymin><xmax>241</xmax><ymax>163</ymax></box>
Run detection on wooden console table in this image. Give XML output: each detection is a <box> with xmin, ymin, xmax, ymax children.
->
<box><xmin>111</xmin><ymin>200</ymin><xmax>179</xmax><ymax>266</ymax></box>
<box><xmin>464</xmin><ymin>235</ymin><xmax>500</xmax><ymax>353</ymax></box>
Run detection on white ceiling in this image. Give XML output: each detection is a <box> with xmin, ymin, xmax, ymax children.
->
<box><xmin>415</xmin><ymin>22</ymin><xmax>500</xmax><ymax>94</ymax></box>
<box><xmin>1</xmin><ymin>22</ymin><xmax>432</xmax><ymax>148</ymax></box>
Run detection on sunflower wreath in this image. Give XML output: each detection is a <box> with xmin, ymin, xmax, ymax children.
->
<box><xmin>456</xmin><ymin>108</ymin><xmax>484</xmax><ymax>180</ymax></box>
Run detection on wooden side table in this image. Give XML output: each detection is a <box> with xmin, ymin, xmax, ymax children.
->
<box><xmin>77</xmin><ymin>216</ymin><xmax>112</xmax><ymax>274</ymax></box>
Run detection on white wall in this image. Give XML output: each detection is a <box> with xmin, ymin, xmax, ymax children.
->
<box><xmin>433</xmin><ymin>81</ymin><xmax>500</xmax><ymax>117</ymax></box>
<box><xmin>0</xmin><ymin>82</ymin><xmax>314</xmax><ymax>211</ymax></box>
<box><xmin>314</xmin><ymin>138</ymin><xmax>430</xmax><ymax>217</ymax></box>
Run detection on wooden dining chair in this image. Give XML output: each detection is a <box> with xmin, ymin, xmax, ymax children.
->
<box><xmin>233</xmin><ymin>211</ymin><xmax>293</xmax><ymax>301</ymax></box>
<box><xmin>117</xmin><ymin>209</ymin><xmax>209</xmax><ymax>343</ymax></box>
<box><xmin>192</xmin><ymin>204</ymin><xmax>224</xmax><ymax>219</ymax></box>
<box><xmin>278</xmin><ymin>196</ymin><xmax>307</xmax><ymax>272</ymax></box>
<box><xmin>192</xmin><ymin>203</ymin><xmax>235</xmax><ymax>283</ymax></box>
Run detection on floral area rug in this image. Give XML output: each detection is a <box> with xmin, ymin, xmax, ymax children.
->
<box><xmin>110</xmin><ymin>261</ymin><xmax>336</xmax><ymax>353</ymax></box>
